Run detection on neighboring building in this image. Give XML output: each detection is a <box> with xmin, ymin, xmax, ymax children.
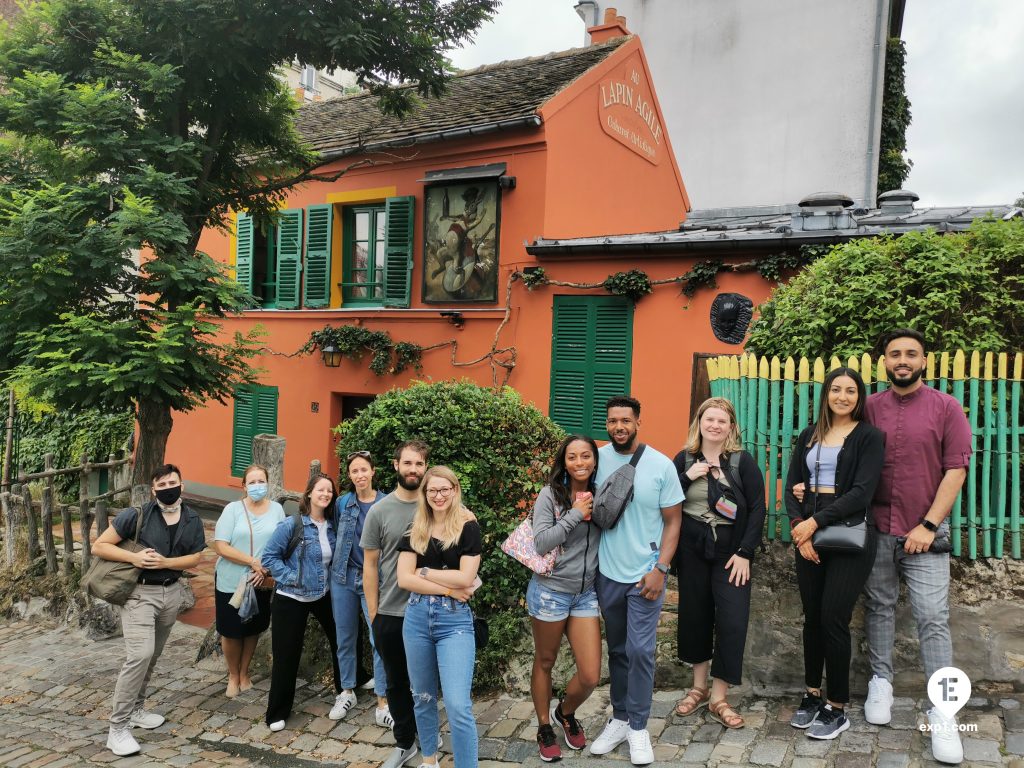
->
<box><xmin>281</xmin><ymin>62</ymin><xmax>358</xmax><ymax>102</ymax></box>
<box><xmin>573</xmin><ymin>1</ymin><xmax>906</xmax><ymax>209</ymax></box>
<box><xmin>169</xmin><ymin>24</ymin><xmax>693</xmax><ymax>499</ymax></box>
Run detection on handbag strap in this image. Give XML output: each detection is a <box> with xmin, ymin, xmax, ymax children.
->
<box><xmin>132</xmin><ymin>505</ymin><xmax>145</xmax><ymax>544</ymax></box>
<box><xmin>240</xmin><ymin>500</ymin><xmax>255</xmax><ymax>559</ymax></box>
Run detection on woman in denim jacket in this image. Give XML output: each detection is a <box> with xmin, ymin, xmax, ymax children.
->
<box><xmin>261</xmin><ymin>473</ymin><xmax>343</xmax><ymax>731</ymax></box>
<box><xmin>329</xmin><ymin>451</ymin><xmax>389</xmax><ymax>724</ymax></box>
<box><xmin>396</xmin><ymin>466</ymin><xmax>482</xmax><ymax>768</ymax></box>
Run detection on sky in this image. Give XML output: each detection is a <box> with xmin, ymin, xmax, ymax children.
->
<box><xmin>449</xmin><ymin>0</ymin><xmax>1024</xmax><ymax>208</ymax></box>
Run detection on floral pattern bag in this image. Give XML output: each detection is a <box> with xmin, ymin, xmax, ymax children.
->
<box><xmin>501</xmin><ymin>510</ymin><xmax>561</xmax><ymax>575</ymax></box>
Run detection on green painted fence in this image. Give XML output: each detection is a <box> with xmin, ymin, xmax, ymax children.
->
<box><xmin>708</xmin><ymin>351</ymin><xmax>1023</xmax><ymax>560</ymax></box>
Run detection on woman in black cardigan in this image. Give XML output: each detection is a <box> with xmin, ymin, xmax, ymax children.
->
<box><xmin>673</xmin><ymin>397</ymin><xmax>765</xmax><ymax>729</ymax></box>
<box><xmin>785</xmin><ymin>367</ymin><xmax>885</xmax><ymax>740</ymax></box>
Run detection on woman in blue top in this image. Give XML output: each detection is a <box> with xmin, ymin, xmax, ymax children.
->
<box><xmin>329</xmin><ymin>451</ymin><xmax>389</xmax><ymax>724</ymax></box>
<box><xmin>212</xmin><ymin>464</ymin><xmax>286</xmax><ymax>698</ymax></box>
<box><xmin>261</xmin><ymin>473</ymin><xmax>343</xmax><ymax>731</ymax></box>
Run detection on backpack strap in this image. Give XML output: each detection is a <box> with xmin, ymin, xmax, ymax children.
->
<box><xmin>629</xmin><ymin>443</ymin><xmax>646</xmax><ymax>467</ymax></box>
<box><xmin>282</xmin><ymin>512</ymin><xmax>303</xmax><ymax>560</ymax></box>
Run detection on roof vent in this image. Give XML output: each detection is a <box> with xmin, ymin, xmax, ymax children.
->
<box><xmin>792</xmin><ymin>192</ymin><xmax>855</xmax><ymax>231</ymax></box>
<box><xmin>877</xmin><ymin>189</ymin><xmax>920</xmax><ymax>214</ymax></box>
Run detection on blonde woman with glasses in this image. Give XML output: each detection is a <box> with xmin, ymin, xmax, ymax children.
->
<box><xmin>396</xmin><ymin>466</ymin><xmax>481</xmax><ymax>768</ymax></box>
<box><xmin>672</xmin><ymin>398</ymin><xmax>765</xmax><ymax>730</ymax></box>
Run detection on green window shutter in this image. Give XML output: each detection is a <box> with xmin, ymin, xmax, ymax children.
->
<box><xmin>230</xmin><ymin>387</ymin><xmax>255</xmax><ymax>476</ymax></box>
<box><xmin>231</xmin><ymin>385</ymin><xmax>279</xmax><ymax>477</ymax></box>
<box><xmin>549</xmin><ymin>296</ymin><xmax>633</xmax><ymax>438</ymax></box>
<box><xmin>382</xmin><ymin>195</ymin><xmax>415</xmax><ymax>307</ymax></box>
<box><xmin>276</xmin><ymin>209</ymin><xmax>304</xmax><ymax>309</ymax></box>
<box><xmin>235</xmin><ymin>214</ymin><xmax>254</xmax><ymax>293</ymax></box>
<box><xmin>303</xmin><ymin>204</ymin><xmax>333</xmax><ymax>308</ymax></box>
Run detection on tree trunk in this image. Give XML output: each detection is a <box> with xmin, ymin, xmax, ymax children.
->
<box><xmin>132</xmin><ymin>399</ymin><xmax>174</xmax><ymax>487</ymax></box>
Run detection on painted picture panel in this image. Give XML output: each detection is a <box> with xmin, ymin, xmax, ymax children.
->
<box><xmin>423</xmin><ymin>182</ymin><xmax>500</xmax><ymax>303</ymax></box>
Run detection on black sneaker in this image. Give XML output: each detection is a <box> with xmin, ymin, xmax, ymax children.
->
<box><xmin>537</xmin><ymin>723</ymin><xmax>562</xmax><ymax>762</ymax></box>
<box><xmin>807</xmin><ymin>704</ymin><xmax>850</xmax><ymax>740</ymax></box>
<box><xmin>790</xmin><ymin>691</ymin><xmax>824</xmax><ymax>729</ymax></box>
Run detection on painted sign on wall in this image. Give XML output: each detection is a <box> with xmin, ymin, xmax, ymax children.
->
<box><xmin>598</xmin><ymin>53</ymin><xmax>663</xmax><ymax>165</ymax></box>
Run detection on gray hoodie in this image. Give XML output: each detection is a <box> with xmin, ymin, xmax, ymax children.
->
<box><xmin>531</xmin><ymin>485</ymin><xmax>601</xmax><ymax>595</ymax></box>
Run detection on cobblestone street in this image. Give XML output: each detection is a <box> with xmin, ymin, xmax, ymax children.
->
<box><xmin>0</xmin><ymin>618</ymin><xmax>1020</xmax><ymax>768</ymax></box>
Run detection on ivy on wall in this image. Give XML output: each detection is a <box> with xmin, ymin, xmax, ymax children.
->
<box><xmin>877</xmin><ymin>37</ymin><xmax>913</xmax><ymax>198</ymax></box>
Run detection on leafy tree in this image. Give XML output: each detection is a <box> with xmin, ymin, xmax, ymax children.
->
<box><xmin>1015</xmin><ymin>192</ymin><xmax>1024</xmax><ymax>208</ymax></box>
<box><xmin>877</xmin><ymin>37</ymin><xmax>912</xmax><ymax>198</ymax></box>
<box><xmin>0</xmin><ymin>0</ymin><xmax>497</xmax><ymax>485</ymax></box>
<box><xmin>747</xmin><ymin>218</ymin><xmax>1024</xmax><ymax>358</ymax></box>
<box><xmin>335</xmin><ymin>380</ymin><xmax>566</xmax><ymax>689</ymax></box>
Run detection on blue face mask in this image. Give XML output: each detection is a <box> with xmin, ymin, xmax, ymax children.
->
<box><xmin>247</xmin><ymin>483</ymin><xmax>268</xmax><ymax>502</ymax></box>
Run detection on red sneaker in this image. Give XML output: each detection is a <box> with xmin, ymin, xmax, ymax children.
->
<box><xmin>537</xmin><ymin>723</ymin><xmax>562</xmax><ymax>762</ymax></box>
<box><xmin>551</xmin><ymin>701</ymin><xmax>587</xmax><ymax>750</ymax></box>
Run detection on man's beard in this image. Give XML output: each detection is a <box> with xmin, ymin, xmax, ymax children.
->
<box><xmin>611</xmin><ymin>431</ymin><xmax>637</xmax><ymax>453</ymax></box>
<box><xmin>887</xmin><ymin>365</ymin><xmax>925</xmax><ymax>387</ymax></box>
<box><xmin>397</xmin><ymin>472</ymin><xmax>423</xmax><ymax>491</ymax></box>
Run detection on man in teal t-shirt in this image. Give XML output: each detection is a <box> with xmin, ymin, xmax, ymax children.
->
<box><xmin>589</xmin><ymin>396</ymin><xmax>683</xmax><ymax>766</ymax></box>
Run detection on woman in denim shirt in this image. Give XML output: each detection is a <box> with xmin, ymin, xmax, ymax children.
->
<box><xmin>396</xmin><ymin>466</ymin><xmax>481</xmax><ymax>768</ymax></box>
<box><xmin>329</xmin><ymin>451</ymin><xmax>388</xmax><ymax>724</ymax></box>
<box><xmin>261</xmin><ymin>473</ymin><xmax>343</xmax><ymax>731</ymax></box>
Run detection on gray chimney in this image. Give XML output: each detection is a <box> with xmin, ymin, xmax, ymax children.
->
<box><xmin>792</xmin><ymin>192</ymin><xmax>855</xmax><ymax>231</ymax></box>
<box><xmin>877</xmin><ymin>189</ymin><xmax>920</xmax><ymax>214</ymax></box>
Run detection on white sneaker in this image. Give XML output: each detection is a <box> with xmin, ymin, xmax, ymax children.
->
<box><xmin>329</xmin><ymin>691</ymin><xmax>357</xmax><ymax>720</ymax></box>
<box><xmin>106</xmin><ymin>726</ymin><xmax>140</xmax><ymax>756</ymax></box>
<box><xmin>627</xmin><ymin>728</ymin><xmax>654</xmax><ymax>765</ymax></box>
<box><xmin>864</xmin><ymin>675</ymin><xmax>893</xmax><ymax>725</ymax></box>
<box><xmin>927</xmin><ymin>709</ymin><xmax>964</xmax><ymax>764</ymax></box>
<box><xmin>268</xmin><ymin>720</ymin><xmax>286</xmax><ymax>732</ymax></box>
<box><xmin>381</xmin><ymin>742</ymin><xmax>419</xmax><ymax>768</ymax></box>
<box><xmin>129</xmin><ymin>707</ymin><xmax>165</xmax><ymax>729</ymax></box>
<box><xmin>589</xmin><ymin>717</ymin><xmax>630</xmax><ymax>755</ymax></box>
<box><xmin>361</xmin><ymin>677</ymin><xmax>376</xmax><ymax>690</ymax></box>
<box><xmin>376</xmin><ymin>705</ymin><xmax>395</xmax><ymax>728</ymax></box>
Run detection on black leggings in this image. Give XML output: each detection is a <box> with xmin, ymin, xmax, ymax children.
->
<box><xmin>794</xmin><ymin>526</ymin><xmax>875</xmax><ymax>703</ymax></box>
<box><xmin>266</xmin><ymin>591</ymin><xmax>341</xmax><ymax>724</ymax></box>
<box><xmin>676</xmin><ymin>517</ymin><xmax>751</xmax><ymax>686</ymax></box>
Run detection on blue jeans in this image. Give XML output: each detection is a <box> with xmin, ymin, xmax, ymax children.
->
<box><xmin>403</xmin><ymin>594</ymin><xmax>477</xmax><ymax>767</ymax></box>
<box><xmin>331</xmin><ymin>566</ymin><xmax>387</xmax><ymax>696</ymax></box>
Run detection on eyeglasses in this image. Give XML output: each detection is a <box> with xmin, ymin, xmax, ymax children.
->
<box><xmin>347</xmin><ymin>450</ymin><xmax>372</xmax><ymax>461</ymax></box>
<box><xmin>426</xmin><ymin>487</ymin><xmax>454</xmax><ymax>497</ymax></box>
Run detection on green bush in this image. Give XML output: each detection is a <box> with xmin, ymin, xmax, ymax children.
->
<box><xmin>8</xmin><ymin>407</ymin><xmax>133</xmax><ymax>499</ymax></box>
<box><xmin>747</xmin><ymin>218</ymin><xmax>1024</xmax><ymax>358</ymax></box>
<box><xmin>335</xmin><ymin>379</ymin><xmax>566</xmax><ymax>689</ymax></box>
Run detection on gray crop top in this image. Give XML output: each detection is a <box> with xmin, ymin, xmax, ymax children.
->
<box><xmin>806</xmin><ymin>444</ymin><xmax>841</xmax><ymax>488</ymax></box>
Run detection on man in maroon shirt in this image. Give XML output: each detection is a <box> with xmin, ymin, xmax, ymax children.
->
<box><xmin>862</xmin><ymin>329</ymin><xmax>971</xmax><ymax>765</ymax></box>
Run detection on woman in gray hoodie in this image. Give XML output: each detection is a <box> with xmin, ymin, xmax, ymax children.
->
<box><xmin>529</xmin><ymin>435</ymin><xmax>602</xmax><ymax>762</ymax></box>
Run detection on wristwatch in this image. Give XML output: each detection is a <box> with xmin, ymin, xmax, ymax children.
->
<box><xmin>419</xmin><ymin>566</ymin><xmax>429</xmax><ymax>578</ymax></box>
<box><xmin>921</xmin><ymin>519</ymin><xmax>938</xmax><ymax>533</ymax></box>
<box><xmin>653</xmin><ymin>562</ymin><xmax>670</xmax><ymax>575</ymax></box>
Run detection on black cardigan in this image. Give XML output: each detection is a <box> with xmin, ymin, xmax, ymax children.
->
<box><xmin>673</xmin><ymin>449</ymin><xmax>766</xmax><ymax>560</ymax></box>
<box><xmin>784</xmin><ymin>421</ymin><xmax>886</xmax><ymax>528</ymax></box>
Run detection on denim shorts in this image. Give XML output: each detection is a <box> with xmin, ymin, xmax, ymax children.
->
<box><xmin>526</xmin><ymin>576</ymin><xmax>600</xmax><ymax>622</ymax></box>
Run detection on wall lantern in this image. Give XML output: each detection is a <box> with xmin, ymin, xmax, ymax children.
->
<box><xmin>440</xmin><ymin>310</ymin><xmax>465</xmax><ymax>329</ymax></box>
<box><xmin>321</xmin><ymin>343</ymin><xmax>343</xmax><ymax>368</ymax></box>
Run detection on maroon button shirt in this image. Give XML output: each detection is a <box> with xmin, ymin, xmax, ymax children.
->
<box><xmin>865</xmin><ymin>385</ymin><xmax>973</xmax><ymax>536</ymax></box>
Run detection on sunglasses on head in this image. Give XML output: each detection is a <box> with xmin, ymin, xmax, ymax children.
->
<box><xmin>347</xmin><ymin>450</ymin><xmax>372</xmax><ymax>461</ymax></box>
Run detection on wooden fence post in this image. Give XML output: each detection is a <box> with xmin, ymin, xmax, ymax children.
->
<box><xmin>20</xmin><ymin>483</ymin><xmax>36</xmax><ymax>561</ymax></box>
<box><xmin>96</xmin><ymin>499</ymin><xmax>109</xmax><ymax>536</ymax></box>
<box><xmin>253</xmin><ymin>434</ymin><xmax>287</xmax><ymax>503</ymax></box>
<box><xmin>79</xmin><ymin>453</ymin><xmax>93</xmax><ymax>573</ymax></box>
<box><xmin>60</xmin><ymin>503</ymin><xmax>73</xmax><ymax>574</ymax></box>
<box><xmin>40</xmin><ymin>454</ymin><xmax>57</xmax><ymax>573</ymax></box>
<box><xmin>308</xmin><ymin>459</ymin><xmax>322</xmax><ymax>480</ymax></box>
<box><xmin>2</xmin><ymin>491</ymin><xmax>13</xmax><ymax>566</ymax></box>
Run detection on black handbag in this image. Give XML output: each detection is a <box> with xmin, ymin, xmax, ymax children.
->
<box><xmin>473</xmin><ymin>615</ymin><xmax>489</xmax><ymax>649</ymax></box>
<box><xmin>807</xmin><ymin>441</ymin><xmax>867</xmax><ymax>553</ymax></box>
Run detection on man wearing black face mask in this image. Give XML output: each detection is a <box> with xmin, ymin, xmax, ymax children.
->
<box><xmin>93</xmin><ymin>463</ymin><xmax>207</xmax><ymax>756</ymax></box>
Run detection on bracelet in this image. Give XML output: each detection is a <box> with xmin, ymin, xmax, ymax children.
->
<box><xmin>444</xmin><ymin>588</ymin><xmax>452</xmax><ymax>597</ymax></box>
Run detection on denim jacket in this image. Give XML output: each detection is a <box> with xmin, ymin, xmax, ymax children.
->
<box><xmin>331</xmin><ymin>490</ymin><xmax>385</xmax><ymax>586</ymax></box>
<box><xmin>262</xmin><ymin>514</ymin><xmax>336</xmax><ymax>600</ymax></box>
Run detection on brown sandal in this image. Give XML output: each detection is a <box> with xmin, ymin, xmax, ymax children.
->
<box><xmin>708</xmin><ymin>699</ymin><xmax>745</xmax><ymax>729</ymax></box>
<box><xmin>674</xmin><ymin>686</ymin><xmax>710</xmax><ymax>716</ymax></box>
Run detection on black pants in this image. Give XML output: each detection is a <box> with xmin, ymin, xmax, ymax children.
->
<box><xmin>676</xmin><ymin>517</ymin><xmax>751</xmax><ymax>686</ymax></box>
<box><xmin>266</xmin><ymin>592</ymin><xmax>341</xmax><ymax>725</ymax></box>
<box><xmin>794</xmin><ymin>525</ymin><xmax>876</xmax><ymax>703</ymax></box>
<box><xmin>373</xmin><ymin>613</ymin><xmax>417</xmax><ymax>750</ymax></box>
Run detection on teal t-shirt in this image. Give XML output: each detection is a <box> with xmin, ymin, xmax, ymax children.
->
<box><xmin>596</xmin><ymin>443</ymin><xmax>684</xmax><ymax>584</ymax></box>
<box><xmin>213</xmin><ymin>499</ymin><xmax>286</xmax><ymax>592</ymax></box>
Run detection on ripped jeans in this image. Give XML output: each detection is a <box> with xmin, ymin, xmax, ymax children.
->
<box><xmin>403</xmin><ymin>593</ymin><xmax>477</xmax><ymax>767</ymax></box>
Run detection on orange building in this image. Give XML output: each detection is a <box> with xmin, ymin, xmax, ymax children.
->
<box><xmin>169</xmin><ymin>21</ymin><xmax>781</xmax><ymax>500</ymax></box>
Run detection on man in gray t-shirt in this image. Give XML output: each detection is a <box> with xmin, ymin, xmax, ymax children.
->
<box><xmin>361</xmin><ymin>440</ymin><xmax>428</xmax><ymax>768</ymax></box>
